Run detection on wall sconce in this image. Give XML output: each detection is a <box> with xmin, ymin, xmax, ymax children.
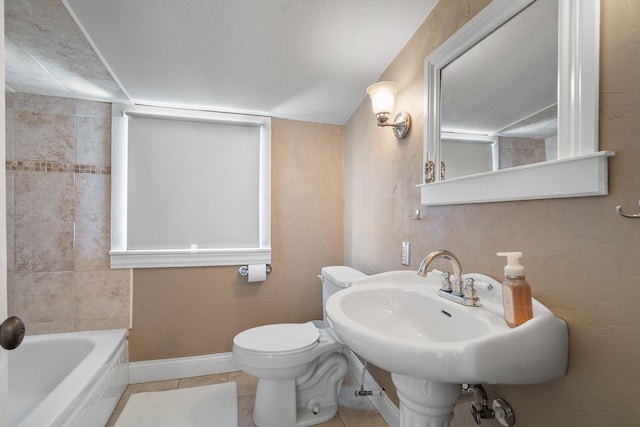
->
<box><xmin>366</xmin><ymin>81</ymin><xmax>411</xmax><ymax>139</ymax></box>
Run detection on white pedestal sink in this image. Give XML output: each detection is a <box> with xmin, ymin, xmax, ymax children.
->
<box><xmin>325</xmin><ymin>270</ymin><xmax>568</xmax><ymax>427</ymax></box>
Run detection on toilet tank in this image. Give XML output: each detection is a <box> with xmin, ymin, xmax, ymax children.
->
<box><xmin>320</xmin><ymin>266</ymin><xmax>367</xmax><ymax>324</ymax></box>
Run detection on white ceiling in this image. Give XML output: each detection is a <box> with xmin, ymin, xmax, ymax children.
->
<box><xmin>5</xmin><ymin>0</ymin><xmax>439</xmax><ymax>125</ymax></box>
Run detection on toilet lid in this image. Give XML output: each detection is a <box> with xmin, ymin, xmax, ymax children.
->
<box><xmin>234</xmin><ymin>322</ymin><xmax>320</xmax><ymax>353</ymax></box>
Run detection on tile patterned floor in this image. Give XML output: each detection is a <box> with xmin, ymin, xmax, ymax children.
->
<box><xmin>106</xmin><ymin>371</ymin><xmax>389</xmax><ymax>427</ymax></box>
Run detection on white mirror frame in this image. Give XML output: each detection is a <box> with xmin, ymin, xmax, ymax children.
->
<box><xmin>419</xmin><ymin>0</ymin><xmax>614</xmax><ymax>206</ymax></box>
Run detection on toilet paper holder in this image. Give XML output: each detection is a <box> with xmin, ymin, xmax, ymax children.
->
<box><xmin>239</xmin><ymin>264</ymin><xmax>272</xmax><ymax>276</ymax></box>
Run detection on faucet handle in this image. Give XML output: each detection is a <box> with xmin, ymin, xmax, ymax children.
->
<box><xmin>440</xmin><ymin>271</ymin><xmax>453</xmax><ymax>292</ymax></box>
<box><xmin>463</xmin><ymin>278</ymin><xmax>479</xmax><ymax>301</ymax></box>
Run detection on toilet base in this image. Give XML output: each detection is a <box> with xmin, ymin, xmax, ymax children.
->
<box><xmin>296</xmin><ymin>403</ymin><xmax>339</xmax><ymax>426</ymax></box>
<box><xmin>253</xmin><ymin>378</ymin><xmax>296</xmax><ymax>427</ymax></box>
<box><xmin>252</xmin><ymin>379</ymin><xmax>339</xmax><ymax>427</ymax></box>
<box><xmin>252</xmin><ymin>352</ymin><xmax>348</xmax><ymax>427</ymax></box>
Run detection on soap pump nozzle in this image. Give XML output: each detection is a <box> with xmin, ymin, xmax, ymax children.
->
<box><xmin>496</xmin><ymin>252</ymin><xmax>525</xmax><ymax>278</ymax></box>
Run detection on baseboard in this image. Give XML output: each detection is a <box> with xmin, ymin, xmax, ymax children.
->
<box><xmin>128</xmin><ymin>352</ymin><xmax>238</xmax><ymax>384</ymax></box>
<box><xmin>347</xmin><ymin>352</ymin><xmax>400</xmax><ymax>427</ymax></box>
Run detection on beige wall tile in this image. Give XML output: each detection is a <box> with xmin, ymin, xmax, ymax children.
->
<box><xmin>76</xmin><ymin>115</ymin><xmax>111</xmax><ymax>166</ymax></box>
<box><xmin>75</xmin><ymin>270</ymin><xmax>130</xmax><ymax>319</ymax></box>
<box><xmin>75</xmin><ymin>221</ymin><xmax>110</xmax><ymax>271</ymax></box>
<box><xmin>6</xmin><ymin>171</ymin><xmax>14</xmax><ymax>224</ymax></box>
<box><xmin>14</xmin><ymin>171</ymin><xmax>74</xmax><ymax>222</ymax></box>
<box><xmin>6</xmin><ymin>103</ymin><xmax>14</xmax><ymax>160</ymax></box>
<box><xmin>75</xmin><ymin>316</ymin><xmax>130</xmax><ymax>331</ymax></box>
<box><xmin>6</xmin><ymin>222</ymin><xmax>15</xmax><ymax>273</ymax></box>
<box><xmin>75</xmin><ymin>173</ymin><xmax>110</xmax><ymax>223</ymax></box>
<box><xmin>6</xmin><ymin>94</ymin><xmax>128</xmax><ymax>333</ymax></box>
<box><xmin>13</xmin><ymin>271</ymin><xmax>75</xmax><ymax>324</ymax></box>
<box><xmin>11</xmin><ymin>92</ymin><xmax>76</xmax><ymax>115</ymax></box>
<box><xmin>7</xmin><ymin>272</ymin><xmax>16</xmax><ymax>316</ymax></box>
<box><xmin>14</xmin><ymin>111</ymin><xmax>75</xmax><ymax>162</ymax></box>
<box><xmin>26</xmin><ymin>320</ymin><xmax>75</xmax><ymax>335</ymax></box>
<box><xmin>15</xmin><ymin>222</ymin><xmax>74</xmax><ymax>272</ymax></box>
<box><xmin>76</xmin><ymin>99</ymin><xmax>111</xmax><ymax>117</ymax></box>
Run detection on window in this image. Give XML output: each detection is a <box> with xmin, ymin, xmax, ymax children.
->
<box><xmin>110</xmin><ymin>104</ymin><xmax>271</xmax><ymax>268</ymax></box>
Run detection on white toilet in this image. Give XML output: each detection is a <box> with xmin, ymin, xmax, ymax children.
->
<box><xmin>232</xmin><ymin>266</ymin><xmax>366</xmax><ymax>427</ymax></box>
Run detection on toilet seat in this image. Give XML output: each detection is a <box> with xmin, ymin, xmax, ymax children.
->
<box><xmin>233</xmin><ymin>322</ymin><xmax>320</xmax><ymax>355</ymax></box>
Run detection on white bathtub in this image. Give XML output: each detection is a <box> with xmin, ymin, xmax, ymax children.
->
<box><xmin>8</xmin><ymin>329</ymin><xmax>129</xmax><ymax>427</ymax></box>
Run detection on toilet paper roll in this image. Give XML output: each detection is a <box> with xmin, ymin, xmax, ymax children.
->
<box><xmin>247</xmin><ymin>264</ymin><xmax>267</xmax><ymax>282</ymax></box>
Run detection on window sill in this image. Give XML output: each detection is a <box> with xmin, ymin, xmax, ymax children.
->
<box><xmin>109</xmin><ymin>248</ymin><xmax>272</xmax><ymax>269</ymax></box>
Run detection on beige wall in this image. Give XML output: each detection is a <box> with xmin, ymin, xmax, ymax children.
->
<box><xmin>128</xmin><ymin>118</ymin><xmax>345</xmax><ymax>361</ymax></box>
<box><xmin>5</xmin><ymin>93</ymin><xmax>129</xmax><ymax>334</ymax></box>
<box><xmin>344</xmin><ymin>0</ymin><xmax>640</xmax><ymax>426</ymax></box>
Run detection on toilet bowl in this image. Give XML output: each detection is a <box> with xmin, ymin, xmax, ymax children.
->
<box><xmin>232</xmin><ymin>266</ymin><xmax>366</xmax><ymax>427</ymax></box>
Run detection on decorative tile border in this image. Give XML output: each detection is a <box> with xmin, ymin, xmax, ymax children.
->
<box><xmin>6</xmin><ymin>160</ymin><xmax>111</xmax><ymax>175</ymax></box>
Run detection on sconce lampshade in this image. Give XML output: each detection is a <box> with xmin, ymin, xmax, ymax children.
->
<box><xmin>366</xmin><ymin>81</ymin><xmax>399</xmax><ymax>120</ymax></box>
<box><xmin>366</xmin><ymin>81</ymin><xmax>411</xmax><ymax>139</ymax></box>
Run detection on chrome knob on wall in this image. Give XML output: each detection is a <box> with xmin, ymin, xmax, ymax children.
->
<box><xmin>0</xmin><ymin>316</ymin><xmax>26</xmax><ymax>350</ymax></box>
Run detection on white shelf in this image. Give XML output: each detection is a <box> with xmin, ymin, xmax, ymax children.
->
<box><xmin>418</xmin><ymin>151</ymin><xmax>614</xmax><ymax>206</ymax></box>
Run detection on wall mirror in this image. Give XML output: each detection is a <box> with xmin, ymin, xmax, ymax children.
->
<box><xmin>419</xmin><ymin>0</ymin><xmax>614</xmax><ymax>206</ymax></box>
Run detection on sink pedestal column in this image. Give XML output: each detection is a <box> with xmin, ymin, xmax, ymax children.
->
<box><xmin>392</xmin><ymin>374</ymin><xmax>461</xmax><ymax>427</ymax></box>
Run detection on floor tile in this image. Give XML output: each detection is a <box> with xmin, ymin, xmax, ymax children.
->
<box><xmin>340</xmin><ymin>410</ymin><xmax>389</xmax><ymax>427</ymax></box>
<box><xmin>237</xmin><ymin>394</ymin><xmax>256</xmax><ymax>427</ymax></box>
<box><xmin>316</xmin><ymin>416</ymin><xmax>346</xmax><ymax>426</ymax></box>
<box><xmin>228</xmin><ymin>370</ymin><xmax>258</xmax><ymax>397</ymax></box>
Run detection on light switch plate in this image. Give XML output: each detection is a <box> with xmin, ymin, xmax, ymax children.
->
<box><xmin>402</xmin><ymin>241</ymin><xmax>410</xmax><ymax>266</ymax></box>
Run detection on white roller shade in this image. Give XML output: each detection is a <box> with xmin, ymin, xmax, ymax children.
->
<box><xmin>110</xmin><ymin>104</ymin><xmax>271</xmax><ymax>268</ymax></box>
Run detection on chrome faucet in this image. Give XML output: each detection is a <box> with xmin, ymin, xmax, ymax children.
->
<box><xmin>417</xmin><ymin>250</ymin><xmax>481</xmax><ymax>307</ymax></box>
<box><xmin>418</xmin><ymin>250</ymin><xmax>463</xmax><ymax>292</ymax></box>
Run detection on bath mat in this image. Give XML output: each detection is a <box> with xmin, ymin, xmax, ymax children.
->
<box><xmin>115</xmin><ymin>382</ymin><xmax>237</xmax><ymax>427</ymax></box>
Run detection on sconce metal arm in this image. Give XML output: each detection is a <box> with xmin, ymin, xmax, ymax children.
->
<box><xmin>376</xmin><ymin>111</ymin><xmax>411</xmax><ymax>139</ymax></box>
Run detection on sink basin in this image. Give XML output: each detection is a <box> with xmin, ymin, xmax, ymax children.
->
<box><xmin>326</xmin><ymin>270</ymin><xmax>568</xmax><ymax>385</ymax></box>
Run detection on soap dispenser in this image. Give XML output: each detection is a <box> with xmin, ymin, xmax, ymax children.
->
<box><xmin>497</xmin><ymin>252</ymin><xmax>533</xmax><ymax>328</ymax></box>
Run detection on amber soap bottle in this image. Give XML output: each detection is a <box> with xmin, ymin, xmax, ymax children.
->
<box><xmin>497</xmin><ymin>252</ymin><xmax>533</xmax><ymax>328</ymax></box>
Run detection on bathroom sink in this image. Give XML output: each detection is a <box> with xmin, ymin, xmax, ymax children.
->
<box><xmin>326</xmin><ymin>270</ymin><xmax>568</xmax><ymax>385</ymax></box>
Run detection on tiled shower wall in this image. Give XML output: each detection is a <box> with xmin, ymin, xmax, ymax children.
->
<box><xmin>6</xmin><ymin>93</ymin><xmax>130</xmax><ymax>334</ymax></box>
